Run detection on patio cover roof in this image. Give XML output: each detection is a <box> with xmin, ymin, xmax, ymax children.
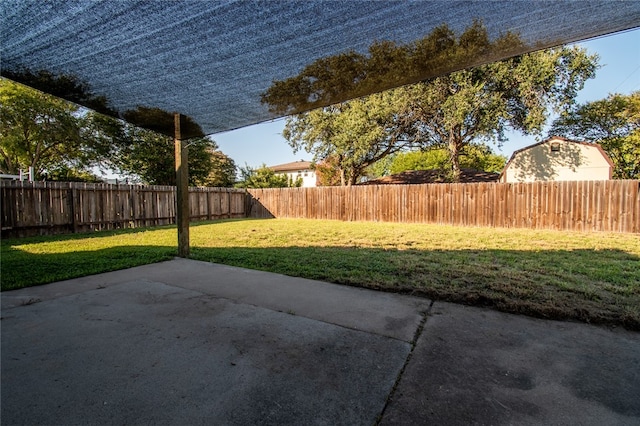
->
<box><xmin>2</xmin><ymin>1</ymin><xmax>640</xmax><ymax>139</ymax></box>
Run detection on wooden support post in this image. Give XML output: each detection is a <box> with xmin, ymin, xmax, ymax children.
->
<box><xmin>175</xmin><ymin>113</ymin><xmax>190</xmax><ymax>257</ymax></box>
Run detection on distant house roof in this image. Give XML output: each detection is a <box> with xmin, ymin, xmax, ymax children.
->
<box><xmin>268</xmin><ymin>160</ymin><xmax>313</xmax><ymax>173</ymax></box>
<box><xmin>362</xmin><ymin>169</ymin><xmax>500</xmax><ymax>185</ymax></box>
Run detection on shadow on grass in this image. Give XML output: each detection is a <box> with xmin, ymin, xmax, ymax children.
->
<box><xmin>2</xmin><ymin>243</ymin><xmax>639</xmax><ymax>330</ymax></box>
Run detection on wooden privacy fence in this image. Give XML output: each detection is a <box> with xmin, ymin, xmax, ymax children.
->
<box><xmin>2</xmin><ymin>180</ymin><xmax>639</xmax><ymax>237</ymax></box>
<box><xmin>248</xmin><ymin>180</ymin><xmax>640</xmax><ymax>233</ymax></box>
<box><xmin>1</xmin><ymin>181</ymin><xmax>246</xmax><ymax>238</ymax></box>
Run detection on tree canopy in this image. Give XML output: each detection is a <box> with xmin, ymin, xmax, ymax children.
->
<box><xmin>279</xmin><ymin>41</ymin><xmax>598</xmax><ymax>183</ymax></box>
<box><xmin>391</xmin><ymin>45</ymin><xmax>598</xmax><ymax>180</ymax></box>
<box><xmin>202</xmin><ymin>150</ymin><xmax>238</xmax><ymax>188</ymax></box>
<box><xmin>1</xmin><ymin>78</ymin><xmax>84</xmax><ymax>178</ymax></box>
<box><xmin>283</xmin><ymin>90</ymin><xmax>409</xmax><ymax>185</ymax></box>
<box><xmin>549</xmin><ymin>91</ymin><xmax>640</xmax><ymax>179</ymax></box>
<box><xmin>1</xmin><ymin>77</ymin><xmax>236</xmax><ymax>185</ymax></box>
<box><xmin>86</xmin><ymin>110</ymin><xmax>235</xmax><ymax>186</ymax></box>
<box><xmin>385</xmin><ymin>145</ymin><xmax>507</xmax><ymax>177</ymax></box>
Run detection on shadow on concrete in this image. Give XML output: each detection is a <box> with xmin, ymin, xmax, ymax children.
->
<box><xmin>1</xmin><ymin>261</ymin><xmax>422</xmax><ymax>425</ymax></box>
<box><xmin>2</xmin><ymin>258</ymin><xmax>639</xmax><ymax>425</ymax></box>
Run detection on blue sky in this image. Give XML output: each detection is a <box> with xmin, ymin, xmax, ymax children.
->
<box><xmin>214</xmin><ymin>28</ymin><xmax>639</xmax><ymax>169</ymax></box>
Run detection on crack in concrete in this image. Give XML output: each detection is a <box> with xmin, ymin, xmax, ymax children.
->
<box><xmin>375</xmin><ymin>300</ymin><xmax>434</xmax><ymax>425</ymax></box>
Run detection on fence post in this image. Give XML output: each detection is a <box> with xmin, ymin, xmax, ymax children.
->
<box><xmin>69</xmin><ymin>183</ymin><xmax>79</xmax><ymax>233</ymax></box>
<box><xmin>175</xmin><ymin>113</ymin><xmax>190</xmax><ymax>257</ymax></box>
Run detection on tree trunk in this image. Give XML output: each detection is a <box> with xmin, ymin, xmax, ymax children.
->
<box><xmin>448</xmin><ymin>134</ymin><xmax>462</xmax><ymax>182</ymax></box>
<box><xmin>0</xmin><ymin>147</ymin><xmax>17</xmax><ymax>174</ymax></box>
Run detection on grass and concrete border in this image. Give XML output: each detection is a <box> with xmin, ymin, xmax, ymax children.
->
<box><xmin>2</xmin><ymin>218</ymin><xmax>639</xmax><ymax>329</ymax></box>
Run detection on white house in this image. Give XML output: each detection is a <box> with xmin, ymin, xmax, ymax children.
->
<box><xmin>268</xmin><ymin>160</ymin><xmax>318</xmax><ymax>187</ymax></box>
<box><xmin>500</xmin><ymin>137</ymin><xmax>613</xmax><ymax>183</ymax></box>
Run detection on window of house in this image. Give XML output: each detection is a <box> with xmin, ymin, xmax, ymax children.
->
<box><xmin>550</xmin><ymin>142</ymin><xmax>560</xmax><ymax>152</ymax></box>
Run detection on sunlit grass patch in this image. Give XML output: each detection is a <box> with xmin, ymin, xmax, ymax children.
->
<box><xmin>2</xmin><ymin>218</ymin><xmax>639</xmax><ymax>329</ymax></box>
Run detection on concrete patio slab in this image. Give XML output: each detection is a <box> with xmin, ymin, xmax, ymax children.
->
<box><xmin>1</xmin><ymin>258</ymin><xmax>431</xmax><ymax>342</ymax></box>
<box><xmin>380</xmin><ymin>302</ymin><xmax>640</xmax><ymax>426</ymax></box>
<box><xmin>1</xmin><ymin>277</ymin><xmax>414</xmax><ymax>425</ymax></box>
<box><xmin>2</xmin><ymin>258</ymin><xmax>639</xmax><ymax>425</ymax></box>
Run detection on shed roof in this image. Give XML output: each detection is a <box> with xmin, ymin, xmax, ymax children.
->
<box><xmin>2</xmin><ymin>1</ymin><xmax>639</xmax><ymax>138</ymax></box>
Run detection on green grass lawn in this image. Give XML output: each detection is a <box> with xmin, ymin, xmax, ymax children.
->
<box><xmin>2</xmin><ymin>218</ymin><xmax>639</xmax><ymax>329</ymax></box>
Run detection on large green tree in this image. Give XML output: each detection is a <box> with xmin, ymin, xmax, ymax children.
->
<box><xmin>112</xmin><ymin>130</ymin><xmax>217</xmax><ymax>186</ymax></box>
<box><xmin>202</xmin><ymin>150</ymin><xmax>237</xmax><ymax>187</ymax></box>
<box><xmin>395</xmin><ymin>45</ymin><xmax>598</xmax><ymax>180</ymax></box>
<box><xmin>1</xmin><ymin>78</ymin><xmax>237</xmax><ymax>185</ymax></box>
<box><xmin>268</xmin><ymin>22</ymin><xmax>598</xmax><ymax>182</ymax></box>
<box><xmin>548</xmin><ymin>91</ymin><xmax>640</xmax><ymax>179</ymax></box>
<box><xmin>0</xmin><ymin>78</ymin><xmax>84</xmax><ymax>178</ymax></box>
<box><xmin>283</xmin><ymin>90</ymin><xmax>410</xmax><ymax>185</ymax></box>
<box><xmin>87</xmin><ymin>110</ymin><xmax>234</xmax><ymax>186</ymax></box>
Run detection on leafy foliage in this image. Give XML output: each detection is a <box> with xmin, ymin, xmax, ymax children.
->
<box><xmin>86</xmin><ymin>111</ymin><xmax>233</xmax><ymax>186</ymax></box>
<box><xmin>313</xmin><ymin>157</ymin><xmax>345</xmax><ymax>186</ymax></box>
<box><xmin>235</xmin><ymin>164</ymin><xmax>302</xmax><ymax>188</ymax></box>
<box><xmin>262</xmin><ymin>21</ymin><xmax>525</xmax><ymax>116</ymax></box>
<box><xmin>273</xmin><ymin>22</ymin><xmax>598</xmax><ymax>183</ymax></box>
<box><xmin>284</xmin><ymin>90</ymin><xmax>409</xmax><ymax>185</ymax></box>
<box><xmin>2</xmin><ymin>74</ymin><xmax>237</xmax><ymax>185</ymax></box>
<box><xmin>384</xmin><ymin>145</ymin><xmax>507</xmax><ymax>177</ymax></box>
<box><xmin>396</xmin><ymin>45</ymin><xmax>598</xmax><ymax>180</ymax></box>
<box><xmin>549</xmin><ymin>91</ymin><xmax>640</xmax><ymax>179</ymax></box>
<box><xmin>43</xmin><ymin>165</ymin><xmax>102</xmax><ymax>182</ymax></box>
<box><xmin>388</xmin><ymin>150</ymin><xmax>450</xmax><ymax>175</ymax></box>
<box><xmin>202</xmin><ymin>150</ymin><xmax>238</xmax><ymax>187</ymax></box>
<box><xmin>0</xmin><ymin>78</ymin><xmax>84</xmax><ymax>178</ymax></box>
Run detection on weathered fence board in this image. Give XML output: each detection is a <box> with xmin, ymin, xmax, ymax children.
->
<box><xmin>1</xmin><ymin>182</ymin><xmax>246</xmax><ymax>238</ymax></box>
<box><xmin>248</xmin><ymin>180</ymin><xmax>639</xmax><ymax>233</ymax></box>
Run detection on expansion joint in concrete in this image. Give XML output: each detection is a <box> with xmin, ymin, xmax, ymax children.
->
<box><xmin>375</xmin><ymin>300</ymin><xmax>434</xmax><ymax>425</ymax></box>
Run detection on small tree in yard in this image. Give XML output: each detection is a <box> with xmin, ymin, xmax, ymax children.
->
<box><xmin>235</xmin><ymin>164</ymin><xmax>302</xmax><ymax>188</ymax></box>
<box><xmin>380</xmin><ymin>145</ymin><xmax>506</xmax><ymax>178</ymax></box>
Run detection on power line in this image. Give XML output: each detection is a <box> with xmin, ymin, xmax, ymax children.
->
<box><xmin>613</xmin><ymin>64</ymin><xmax>640</xmax><ymax>93</ymax></box>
